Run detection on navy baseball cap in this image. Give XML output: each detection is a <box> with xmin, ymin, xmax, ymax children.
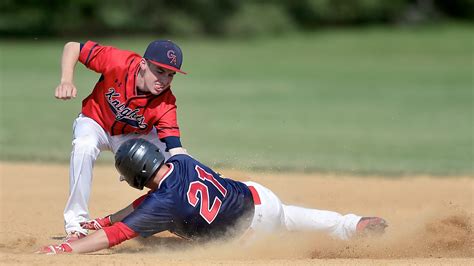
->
<box><xmin>143</xmin><ymin>40</ymin><xmax>187</xmax><ymax>74</ymax></box>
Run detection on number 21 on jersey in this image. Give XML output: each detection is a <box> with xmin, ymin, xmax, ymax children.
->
<box><xmin>187</xmin><ymin>166</ymin><xmax>227</xmax><ymax>224</ymax></box>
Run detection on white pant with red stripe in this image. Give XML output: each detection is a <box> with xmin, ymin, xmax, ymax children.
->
<box><xmin>243</xmin><ymin>181</ymin><xmax>362</xmax><ymax>240</ymax></box>
<box><xmin>64</xmin><ymin>114</ymin><xmax>169</xmax><ymax>234</ymax></box>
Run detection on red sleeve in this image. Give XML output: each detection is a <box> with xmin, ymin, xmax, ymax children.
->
<box><xmin>156</xmin><ymin>106</ymin><xmax>180</xmax><ymax>139</ymax></box>
<box><xmin>154</xmin><ymin>92</ymin><xmax>180</xmax><ymax>140</ymax></box>
<box><xmin>78</xmin><ymin>40</ymin><xmax>135</xmax><ymax>74</ymax></box>
<box><xmin>132</xmin><ymin>194</ymin><xmax>148</xmax><ymax>209</ymax></box>
<box><xmin>103</xmin><ymin>222</ymin><xmax>138</xmax><ymax>247</ymax></box>
<box><xmin>132</xmin><ymin>190</ymin><xmax>155</xmax><ymax>208</ymax></box>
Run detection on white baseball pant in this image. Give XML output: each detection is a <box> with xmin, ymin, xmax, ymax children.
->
<box><xmin>243</xmin><ymin>181</ymin><xmax>362</xmax><ymax>240</ymax></box>
<box><xmin>64</xmin><ymin>114</ymin><xmax>169</xmax><ymax>234</ymax></box>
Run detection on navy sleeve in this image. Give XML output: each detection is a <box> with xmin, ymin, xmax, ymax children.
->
<box><xmin>162</xmin><ymin>136</ymin><xmax>182</xmax><ymax>151</ymax></box>
<box><xmin>122</xmin><ymin>193</ymin><xmax>174</xmax><ymax>238</ymax></box>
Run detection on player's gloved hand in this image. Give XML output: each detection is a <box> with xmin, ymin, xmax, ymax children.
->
<box><xmin>55</xmin><ymin>81</ymin><xmax>77</xmax><ymax>100</ymax></box>
<box><xmin>36</xmin><ymin>243</ymin><xmax>73</xmax><ymax>255</ymax></box>
<box><xmin>80</xmin><ymin>216</ymin><xmax>112</xmax><ymax>230</ymax></box>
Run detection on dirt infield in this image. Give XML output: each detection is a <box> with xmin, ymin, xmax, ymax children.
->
<box><xmin>0</xmin><ymin>162</ymin><xmax>472</xmax><ymax>265</ymax></box>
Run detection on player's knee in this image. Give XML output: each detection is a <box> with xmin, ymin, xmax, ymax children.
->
<box><xmin>72</xmin><ymin>135</ymin><xmax>100</xmax><ymax>155</ymax></box>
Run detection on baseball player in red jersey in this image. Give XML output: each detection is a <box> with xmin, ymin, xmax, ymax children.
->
<box><xmin>37</xmin><ymin>139</ymin><xmax>388</xmax><ymax>255</ymax></box>
<box><xmin>55</xmin><ymin>40</ymin><xmax>188</xmax><ymax>241</ymax></box>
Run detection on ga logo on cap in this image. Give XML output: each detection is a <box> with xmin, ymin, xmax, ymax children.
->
<box><xmin>167</xmin><ymin>50</ymin><xmax>177</xmax><ymax>65</ymax></box>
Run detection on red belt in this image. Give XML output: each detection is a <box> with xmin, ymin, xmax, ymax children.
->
<box><xmin>248</xmin><ymin>186</ymin><xmax>261</xmax><ymax>205</ymax></box>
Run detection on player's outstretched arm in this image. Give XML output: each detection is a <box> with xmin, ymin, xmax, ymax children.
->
<box><xmin>110</xmin><ymin>204</ymin><xmax>135</xmax><ymax>223</ymax></box>
<box><xmin>55</xmin><ymin>42</ymin><xmax>80</xmax><ymax>100</ymax></box>
<box><xmin>38</xmin><ymin>223</ymin><xmax>138</xmax><ymax>254</ymax></box>
<box><xmin>80</xmin><ymin>205</ymin><xmax>134</xmax><ymax>231</ymax></box>
<box><xmin>39</xmin><ymin>196</ymin><xmax>145</xmax><ymax>255</ymax></box>
<box><xmin>68</xmin><ymin>229</ymin><xmax>110</xmax><ymax>253</ymax></box>
<box><xmin>37</xmin><ymin>229</ymin><xmax>109</xmax><ymax>254</ymax></box>
<box><xmin>81</xmin><ymin>194</ymin><xmax>147</xmax><ymax>231</ymax></box>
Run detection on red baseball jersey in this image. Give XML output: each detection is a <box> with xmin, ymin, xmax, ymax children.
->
<box><xmin>78</xmin><ymin>41</ymin><xmax>180</xmax><ymax>144</ymax></box>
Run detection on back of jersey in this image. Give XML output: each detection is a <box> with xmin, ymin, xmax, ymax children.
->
<box><xmin>164</xmin><ymin>154</ymin><xmax>254</xmax><ymax>240</ymax></box>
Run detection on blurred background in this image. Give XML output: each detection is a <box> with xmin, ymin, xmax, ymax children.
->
<box><xmin>1</xmin><ymin>0</ymin><xmax>473</xmax><ymax>37</ymax></box>
<box><xmin>0</xmin><ymin>0</ymin><xmax>472</xmax><ymax>175</ymax></box>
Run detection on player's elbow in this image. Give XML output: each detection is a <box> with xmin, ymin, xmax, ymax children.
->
<box><xmin>64</xmin><ymin>42</ymin><xmax>80</xmax><ymax>52</ymax></box>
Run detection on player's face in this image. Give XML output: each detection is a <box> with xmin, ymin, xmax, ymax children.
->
<box><xmin>142</xmin><ymin>60</ymin><xmax>176</xmax><ymax>95</ymax></box>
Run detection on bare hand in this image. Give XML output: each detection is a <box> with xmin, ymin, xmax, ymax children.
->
<box><xmin>55</xmin><ymin>81</ymin><xmax>77</xmax><ymax>100</ymax></box>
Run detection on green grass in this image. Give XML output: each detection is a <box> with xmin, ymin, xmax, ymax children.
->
<box><xmin>0</xmin><ymin>24</ymin><xmax>472</xmax><ymax>175</ymax></box>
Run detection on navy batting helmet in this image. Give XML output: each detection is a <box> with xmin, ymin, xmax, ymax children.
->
<box><xmin>115</xmin><ymin>139</ymin><xmax>165</xmax><ymax>190</ymax></box>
